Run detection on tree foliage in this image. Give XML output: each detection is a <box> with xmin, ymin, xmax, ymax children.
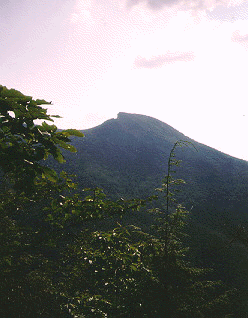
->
<box><xmin>0</xmin><ymin>85</ymin><xmax>83</xmax><ymax>192</ymax></box>
<box><xmin>0</xmin><ymin>85</ymin><xmax>234</xmax><ymax>317</ymax></box>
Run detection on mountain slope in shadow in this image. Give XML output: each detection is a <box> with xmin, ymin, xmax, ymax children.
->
<box><xmin>63</xmin><ymin>112</ymin><xmax>248</xmax><ymax>225</ymax></box>
<box><xmin>55</xmin><ymin>112</ymin><xmax>248</xmax><ymax>313</ymax></box>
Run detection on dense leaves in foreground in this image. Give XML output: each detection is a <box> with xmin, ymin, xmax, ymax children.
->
<box><xmin>0</xmin><ymin>85</ymin><xmax>234</xmax><ymax>317</ymax></box>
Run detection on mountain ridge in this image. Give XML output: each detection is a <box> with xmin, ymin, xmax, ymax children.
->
<box><xmin>61</xmin><ymin>112</ymin><xmax>248</xmax><ymax>224</ymax></box>
<box><xmin>79</xmin><ymin>111</ymin><xmax>246</xmax><ymax>163</ymax></box>
<box><xmin>51</xmin><ymin>112</ymin><xmax>248</xmax><ymax>307</ymax></box>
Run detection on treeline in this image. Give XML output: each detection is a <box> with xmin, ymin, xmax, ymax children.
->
<box><xmin>0</xmin><ymin>85</ymin><xmax>236</xmax><ymax>317</ymax></box>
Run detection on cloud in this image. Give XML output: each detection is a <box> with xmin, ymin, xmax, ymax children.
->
<box><xmin>70</xmin><ymin>0</ymin><xmax>94</xmax><ymax>24</ymax></box>
<box><xmin>126</xmin><ymin>0</ymin><xmax>246</xmax><ymax>11</ymax></box>
<box><xmin>232</xmin><ymin>30</ymin><xmax>248</xmax><ymax>42</ymax></box>
<box><xmin>206</xmin><ymin>1</ymin><xmax>248</xmax><ymax>22</ymax></box>
<box><xmin>134</xmin><ymin>52</ymin><xmax>194</xmax><ymax>68</ymax></box>
<box><xmin>232</xmin><ymin>30</ymin><xmax>248</xmax><ymax>49</ymax></box>
<box><xmin>127</xmin><ymin>0</ymin><xmax>179</xmax><ymax>10</ymax></box>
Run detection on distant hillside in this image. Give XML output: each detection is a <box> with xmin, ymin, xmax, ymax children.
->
<box><xmin>60</xmin><ymin>112</ymin><xmax>248</xmax><ymax>225</ymax></box>
<box><xmin>51</xmin><ymin>112</ymin><xmax>248</xmax><ymax>311</ymax></box>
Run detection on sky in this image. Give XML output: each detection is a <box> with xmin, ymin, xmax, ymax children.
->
<box><xmin>1</xmin><ymin>0</ymin><xmax>248</xmax><ymax>160</ymax></box>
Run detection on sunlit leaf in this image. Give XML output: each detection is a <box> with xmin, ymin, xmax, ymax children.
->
<box><xmin>63</xmin><ymin>129</ymin><xmax>84</xmax><ymax>137</ymax></box>
<box><xmin>41</xmin><ymin>166</ymin><xmax>58</xmax><ymax>182</ymax></box>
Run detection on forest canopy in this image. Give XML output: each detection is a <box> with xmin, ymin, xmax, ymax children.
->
<box><xmin>0</xmin><ymin>85</ymin><xmax>235</xmax><ymax>317</ymax></box>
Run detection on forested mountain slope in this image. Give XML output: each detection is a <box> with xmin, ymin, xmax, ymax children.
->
<box><xmin>1</xmin><ymin>85</ymin><xmax>245</xmax><ymax>317</ymax></box>
<box><xmin>54</xmin><ymin>112</ymin><xmax>248</xmax><ymax>309</ymax></box>
<box><xmin>61</xmin><ymin>112</ymin><xmax>248</xmax><ymax>226</ymax></box>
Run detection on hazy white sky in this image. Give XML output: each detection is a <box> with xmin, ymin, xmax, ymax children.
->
<box><xmin>1</xmin><ymin>0</ymin><xmax>248</xmax><ymax>160</ymax></box>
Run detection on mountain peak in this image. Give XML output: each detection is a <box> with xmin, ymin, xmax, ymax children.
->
<box><xmin>114</xmin><ymin>112</ymin><xmax>187</xmax><ymax>143</ymax></box>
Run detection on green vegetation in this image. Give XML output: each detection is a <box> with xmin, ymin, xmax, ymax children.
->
<box><xmin>62</xmin><ymin>111</ymin><xmax>248</xmax><ymax>315</ymax></box>
<box><xmin>0</xmin><ymin>85</ymin><xmax>237</xmax><ymax>317</ymax></box>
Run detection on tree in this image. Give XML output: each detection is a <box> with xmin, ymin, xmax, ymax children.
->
<box><xmin>0</xmin><ymin>85</ymin><xmax>234</xmax><ymax>317</ymax></box>
<box><xmin>136</xmin><ymin>141</ymin><xmax>234</xmax><ymax>317</ymax></box>
<box><xmin>0</xmin><ymin>85</ymin><xmax>151</xmax><ymax>317</ymax></box>
<box><xmin>0</xmin><ymin>85</ymin><xmax>84</xmax><ymax>192</ymax></box>
<box><xmin>0</xmin><ymin>85</ymin><xmax>84</xmax><ymax>317</ymax></box>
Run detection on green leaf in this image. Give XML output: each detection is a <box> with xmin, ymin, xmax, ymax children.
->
<box><xmin>41</xmin><ymin>121</ymin><xmax>57</xmax><ymax>132</ymax></box>
<box><xmin>57</xmin><ymin>140</ymin><xmax>77</xmax><ymax>152</ymax></box>
<box><xmin>41</xmin><ymin>166</ymin><xmax>58</xmax><ymax>182</ymax></box>
<box><xmin>35</xmin><ymin>99</ymin><xmax>51</xmax><ymax>105</ymax></box>
<box><xmin>55</xmin><ymin>151</ymin><xmax>66</xmax><ymax>163</ymax></box>
<box><xmin>63</xmin><ymin>129</ymin><xmax>84</xmax><ymax>137</ymax></box>
<box><xmin>130</xmin><ymin>264</ymin><xmax>138</xmax><ymax>271</ymax></box>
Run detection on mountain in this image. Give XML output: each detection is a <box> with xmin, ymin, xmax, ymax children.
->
<box><xmin>55</xmin><ymin>112</ymin><xmax>248</xmax><ymax>310</ymax></box>
<box><xmin>62</xmin><ymin>112</ymin><xmax>248</xmax><ymax>225</ymax></box>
